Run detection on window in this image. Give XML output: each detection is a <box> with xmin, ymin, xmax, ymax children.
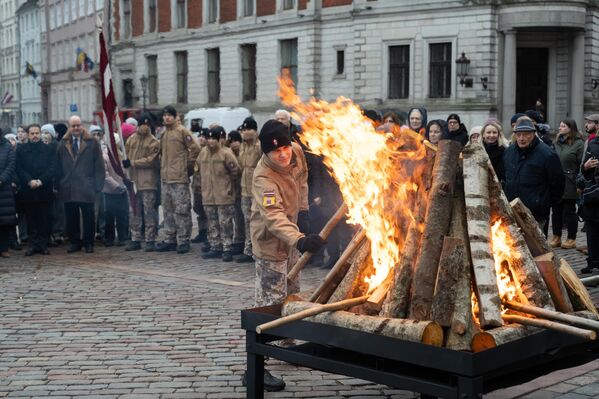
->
<box><xmin>71</xmin><ymin>0</ymin><xmax>77</xmax><ymax>21</ymax></box>
<box><xmin>241</xmin><ymin>44</ymin><xmax>256</xmax><ymax>101</ymax></box>
<box><xmin>96</xmin><ymin>0</ymin><xmax>103</xmax><ymax>11</ymax></box>
<box><xmin>147</xmin><ymin>55</ymin><xmax>158</xmax><ymax>104</ymax></box>
<box><xmin>283</xmin><ymin>0</ymin><xmax>294</xmax><ymax>10</ymax></box>
<box><xmin>208</xmin><ymin>0</ymin><xmax>218</xmax><ymax>23</ymax></box>
<box><xmin>243</xmin><ymin>0</ymin><xmax>253</xmax><ymax>16</ymax></box>
<box><xmin>122</xmin><ymin>0</ymin><xmax>131</xmax><ymax>39</ymax></box>
<box><xmin>280</xmin><ymin>38</ymin><xmax>298</xmax><ymax>85</ymax></box>
<box><xmin>429</xmin><ymin>42</ymin><xmax>451</xmax><ymax>98</ymax></box>
<box><xmin>207</xmin><ymin>48</ymin><xmax>220</xmax><ymax>103</ymax></box>
<box><xmin>148</xmin><ymin>0</ymin><xmax>157</xmax><ymax>32</ymax></box>
<box><xmin>87</xmin><ymin>0</ymin><xmax>94</xmax><ymax>15</ymax></box>
<box><xmin>122</xmin><ymin>78</ymin><xmax>133</xmax><ymax>107</ymax></box>
<box><xmin>336</xmin><ymin>50</ymin><xmax>344</xmax><ymax>75</ymax></box>
<box><xmin>388</xmin><ymin>45</ymin><xmax>409</xmax><ymax>99</ymax></box>
<box><xmin>175</xmin><ymin>51</ymin><xmax>188</xmax><ymax>103</ymax></box>
<box><xmin>176</xmin><ymin>0</ymin><xmax>186</xmax><ymax>28</ymax></box>
<box><xmin>79</xmin><ymin>0</ymin><xmax>85</xmax><ymax>17</ymax></box>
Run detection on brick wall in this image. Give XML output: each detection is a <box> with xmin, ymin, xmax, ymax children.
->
<box><xmin>299</xmin><ymin>0</ymin><xmax>308</xmax><ymax>10</ymax></box>
<box><xmin>132</xmin><ymin>0</ymin><xmax>144</xmax><ymax>36</ymax></box>
<box><xmin>220</xmin><ymin>0</ymin><xmax>236</xmax><ymax>23</ymax></box>
<box><xmin>188</xmin><ymin>0</ymin><xmax>202</xmax><ymax>28</ymax></box>
<box><xmin>158</xmin><ymin>0</ymin><xmax>171</xmax><ymax>32</ymax></box>
<box><xmin>113</xmin><ymin>0</ymin><xmax>120</xmax><ymax>41</ymax></box>
<box><xmin>323</xmin><ymin>0</ymin><xmax>352</xmax><ymax>7</ymax></box>
<box><xmin>257</xmin><ymin>0</ymin><xmax>275</xmax><ymax>16</ymax></box>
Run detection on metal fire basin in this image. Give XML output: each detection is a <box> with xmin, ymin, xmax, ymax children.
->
<box><xmin>241</xmin><ymin>304</ymin><xmax>599</xmax><ymax>399</ymax></box>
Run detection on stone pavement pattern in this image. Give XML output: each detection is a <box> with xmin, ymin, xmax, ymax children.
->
<box><xmin>0</xmin><ymin>231</ymin><xmax>598</xmax><ymax>399</ymax></box>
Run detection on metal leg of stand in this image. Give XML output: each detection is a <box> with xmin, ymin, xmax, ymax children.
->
<box><xmin>247</xmin><ymin>331</ymin><xmax>264</xmax><ymax>399</ymax></box>
<box><xmin>457</xmin><ymin>376</ymin><xmax>483</xmax><ymax>399</ymax></box>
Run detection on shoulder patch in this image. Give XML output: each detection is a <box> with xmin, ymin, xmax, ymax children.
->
<box><xmin>185</xmin><ymin>135</ymin><xmax>192</xmax><ymax>142</ymax></box>
<box><xmin>262</xmin><ymin>190</ymin><xmax>276</xmax><ymax>207</ymax></box>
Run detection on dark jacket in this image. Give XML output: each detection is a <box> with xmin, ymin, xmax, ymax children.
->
<box><xmin>484</xmin><ymin>142</ymin><xmax>506</xmax><ymax>183</ymax></box>
<box><xmin>503</xmin><ymin>137</ymin><xmax>565</xmax><ymax>219</ymax></box>
<box><xmin>56</xmin><ymin>130</ymin><xmax>105</xmax><ymax>204</ymax></box>
<box><xmin>16</xmin><ymin>141</ymin><xmax>56</xmax><ymax>203</ymax></box>
<box><xmin>443</xmin><ymin>124</ymin><xmax>469</xmax><ymax>147</ymax></box>
<box><xmin>554</xmin><ymin>136</ymin><xmax>584</xmax><ymax>200</ymax></box>
<box><xmin>0</xmin><ymin>138</ymin><xmax>17</xmax><ymax>226</ymax></box>
<box><xmin>579</xmin><ymin>136</ymin><xmax>599</xmax><ymax>221</ymax></box>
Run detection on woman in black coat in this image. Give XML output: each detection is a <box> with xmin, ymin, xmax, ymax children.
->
<box><xmin>0</xmin><ymin>128</ymin><xmax>17</xmax><ymax>257</ymax></box>
<box><xmin>481</xmin><ymin>122</ymin><xmax>509</xmax><ymax>183</ymax></box>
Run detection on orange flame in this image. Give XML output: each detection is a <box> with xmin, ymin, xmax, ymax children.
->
<box><xmin>278</xmin><ymin>73</ymin><xmax>428</xmax><ymax>292</ymax></box>
<box><xmin>490</xmin><ymin>219</ymin><xmax>521</xmax><ymax>307</ymax></box>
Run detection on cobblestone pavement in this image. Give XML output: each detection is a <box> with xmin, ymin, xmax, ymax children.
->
<box><xmin>0</xmin><ymin>229</ymin><xmax>598</xmax><ymax>399</ymax></box>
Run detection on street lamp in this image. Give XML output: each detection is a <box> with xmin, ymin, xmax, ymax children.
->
<box><xmin>456</xmin><ymin>52</ymin><xmax>473</xmax><ymax>88</ymax></box>
<box><xmin>139</xmin><ymin>74</ymin><xmax>149</xmax><ymax>110</ymax></box>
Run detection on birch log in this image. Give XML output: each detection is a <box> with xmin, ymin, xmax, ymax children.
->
<box><xmin>327</xmin><ymin>239</ymin><xmax>372</xmax><ymax>303</ymax></box>
<box><xmin>430</xmin><ymin>236</ymin><xmax>466</xmax><ymax>327</ymax></box>
<box><xmin>488</xmin><ymin>166</ymin><xmax>555</xmax><ymax>311</ymax></box>
<box><xmin>463</xmin><ymin>144</ymin><xmax>503</xmax><ymax>328</ymax></box>
<box><xmin>410</xmin><ymin>140</ymin><xmax>462</xmax><ymax>321</ymax></box>
<box><xmin>509</xmin><ymin>198</ymin><xmax>552</xmax><ymax>256</ymax></box>
<box><xmin>283</xmin><ymin>301</ymin><xmax>444</xmax><ymax>346</ymax></box>
<box><xmin>534</xmin><ymin>253</ymin><xmax>574</xmax><ymax>312</ymax></box>
<box><xmin>559</xmin><ymin>258</ymin><xmax>599</xmax><ymax>316</ymax></box>
<box><xmin>471</xmin><ymin>324</ymin><xmax>539</xmax><ymax>352</ymax></box>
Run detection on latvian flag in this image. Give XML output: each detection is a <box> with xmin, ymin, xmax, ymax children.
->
<box><xmin>1</xmin><ymin>91</ymin><xmax>13</xmax><ymax>106</ymax></box>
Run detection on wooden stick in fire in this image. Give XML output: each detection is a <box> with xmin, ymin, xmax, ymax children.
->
<box><xmin>504</xmin><ymin>300</ymin><xmax>599</xmax><ymax>331</ymax></box>
<box><xmin>255</xmin><ymin>295</ymin><xmax>369</xmax><ymax>334</ymax></box>
<box><xmin>502</xmin><ymin>314</ymin><xmax>596</xmax><ymax>340</ymax></box>
<box><xmin>287</xmin><ymin>203</ymin><xmax>349</xmax><ymax>281</ymax></box>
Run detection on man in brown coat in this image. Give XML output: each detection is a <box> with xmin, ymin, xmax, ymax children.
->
<box><xmin>155</xmin><ymin>105</ymin><xmax>200</xmax><ymax>254</ymax></box>
<box><xmin>196</xmin><ymin>127</ymin><xmax>240</xmax><ymax>262</ymax></box>
<box><xmin>57</xmin><ymin>115</ymin><xmax>105</xmax><ymax>253</ymax></box>
<box><xmin>123</xmin><ymin>114</ymin><xmax>160</xmax><ymax>252</ymax></box>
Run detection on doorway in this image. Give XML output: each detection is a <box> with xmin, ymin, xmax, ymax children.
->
<box><xmin>516</xmin><ymin>48</ymin><xmax>548</xmax><ymax>120</ymax></box>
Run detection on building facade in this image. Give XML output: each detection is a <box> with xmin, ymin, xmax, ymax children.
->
<box><xmin>0</xmin><ymin>0</ymin><xmax>23</xmax><ymax>128</ymax></box>
<box><xmin>109</xmin><ymin>0</ymin><xmax>599</xmax><ymax>130</ymax></box>
<box><xmin>17</xmin><ymin>0</ymin><xmax>42</xmax><ymax>124</ymax></box>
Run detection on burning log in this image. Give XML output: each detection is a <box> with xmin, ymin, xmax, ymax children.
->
<box><xmin>509</xmin><ymin>198</ymin><xmax>552</xmax><ymax>256</ymax></box>
<box><xmin>463</xmin><ymin>144</ymin><xmax>503</xmax><ymax>328</ymax></box>
<box><xmin>534</xmin><ymin>253</ymin><xmax>573</xmax><ymax>313</ymax></box>
<box><xmin>502</xmin><ymin>314</ymin><xmax>596</xmax><ymax>340</ymax></box>
<box><xmin>325</xmin><ymin>235</ymin><xmax>371</xmax><ymax>303</ymax></box>
<box><xmin>410</xmin><ymin>140</ymin><xmax>462</xmax><ymax>321</ymax></box>
<box><xmin>283</xmin><ymin>300</ymin><xmax>444</xmax><ymax>346</ymax></box>
<box><xmin>287</xmin><ymin>203</ymin><xmax>349</xmax><ymax>280</ymax></box>
<box><xmin>430</xmin><ymin>236</ymin><xmax>466</xmax><ymax>327</ymax></box>
<box><xmin>471</xmin><ymin>325</ymin><xmax>539</xmax><ymax>352</ymax></box>
<box><xmin>559</xmin><ymin>258</ymin><xmax>599</xmax><ymax>317</ymax></box>
<box><xmin>487</xmin><ymin>167</ymin><xmax>555</xmax><ymax>311</ymax></box>
<box><xmin>353</xmin><ymin>273</ymin><xmax>394</xmax><ymax>315</ymax></box>
<box><xmin>503</xmin><ymin>300</ymin><xmax>599</xmax><ymax>331</ymax></box>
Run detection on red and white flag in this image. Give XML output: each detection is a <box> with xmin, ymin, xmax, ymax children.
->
<box><xmin>1</xmin><ymin>91</ymin><xmax>13</xmax><ymax>106</ymax></box>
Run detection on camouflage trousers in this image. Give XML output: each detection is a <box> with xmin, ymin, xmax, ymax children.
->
<box><xmin>161</xmin><ymin>182</ymin><xmax>192</xmax><ymax>245</ymax></box>
<box><xmin>129</xmin><ymin>190</ymin><xmax>158</xmax><ymax>243</ymax></box>
<box><xmin>204</xmin><ymin>204</ymin><xmax>235</xmax><ymax>252</ymax></box>
<box><xmin>192</xmin><ymin>191</ymin><xmax>208</xmax><ymax>232</ymax></box>
<box><xmin>241</xmin><ymin>196</ymin><xmax>253</xmax><ymax>256</ymax></box>
<box><xmin>255</xmin><ymin>250</ymin><xmax>300</xmax><ymax>307</ymax></box>
<box><xmin>233</xmin><ymin>196</ymin><xmax>245</xmax><ymax>247</ymax></box>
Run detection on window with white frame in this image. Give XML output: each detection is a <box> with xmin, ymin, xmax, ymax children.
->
<box><xmin>176</xmin><ymin>0</ymin><xmax>186</xmax><ymax>28</ymax></box>
<box><xmin>148</xmin><ymin>0</ymin><xmax>157</xmax><ymax>32</ymax></box>
<box><xmin>280</xmin><ymin>38</ymin><xmax>298</xmax><ymax>85</ymax></box>
<box><xmin>428</xmin><ymin>42</ymin><xmax>452</xmax><ymax>98</ymax></box>
<box><xmin>388</xmin><ymin>45</ymin><xmax>409</xmax><ymax>99</ymax></box>
<box><xmin>96</xmin><ymin>0</ymin><xmax>102</xmax><ymax>10</ymax></box>
<box><xmin>71</xmin><ymin>0</ymin><xmax>77</xmax><ymax>21</ymax></box>
<box><xmin>79</xmin><ymin>0</ymin><xmax>85</xmax><ymax>17</ymax></box>
<box><xmin>122</xmin><ymin>0</ymin><xmax>131</xmax><ymax>39</ymax></box>
<box><xmin>207</xmin><ymin>48</ymin><xmax>220</xmax><ymax>103</ymax></box>
<box><xmin>243</xmin><ymin>0</ymin><xmax>253</xmax><ymax>16</ymax></box>
<box><xmin>87</xmin><ymin>0</ymin><xmax>93</xmax><ymax>15</ymax></box>
<box><xmin>208</xmin><ymin>0</ymin><xmax>218</xmax><ymax>23</ymax></box>
<box><xmin>147</xmin><ymin>55</ymin><xmax>158</xmax><ymax>104</ymax></box>
<box><xmin>241</xmin><ymin>44</ymin><xmax>256</xmax><ymax>101</ymax></box>
<box><xmin>282</xmin><ymin>0</ymin><xmax>294</xmax><ymax>10</ymax></box>
<box><xmin>175</xmin><ymin>51</ymin><xmax>188</xmax><ymax>103</ymax></box>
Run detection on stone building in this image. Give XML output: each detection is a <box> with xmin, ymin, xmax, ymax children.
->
<box><xmin>17</xmin><ymin>0</ymin><xmax>42</xmax><ymax>124</ymax></box>
<box><xmin>108</xmin><ymin>0</ymin><xmax>599</xmax><ymax>130</ymax></box>
<box><xmin>0</xmin><ymin>0</ymin><xmax>23</xmax><ymax>128</ymax></box>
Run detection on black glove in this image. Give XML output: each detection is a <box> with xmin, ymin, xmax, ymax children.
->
<box><xmin>296</xmin><ymin>234</ymin><xmax>327</xmax><ymax>253</ymax></box>
<box><xmin>122</xmin><ymin>159</ymin><xmax>131</xmax><ymax>168</ymax></box>
<box><xmin>297</xmin><ymin>210</ymin><xmax>310</xmax><ymax>234</ymax></box>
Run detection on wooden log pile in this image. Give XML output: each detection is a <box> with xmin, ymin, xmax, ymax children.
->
<box><xmin>257</xmin><ymin>140</ymin><xmax>599</xmax><ymax>352</ymax></box>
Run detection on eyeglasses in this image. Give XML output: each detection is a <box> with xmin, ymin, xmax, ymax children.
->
<box><xmin>448</xmin><ymin>121</ymin><xmax>459</xmax><ymax>125</ymax></box>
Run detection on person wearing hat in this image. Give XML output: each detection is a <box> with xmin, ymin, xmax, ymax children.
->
<box><xmin>584</xmin><ymin>114</ymin><xmax>599</xmax><ymax>142</ymax></box>
<box><xmin>122</xmin><ymin>113</ymin><xmax>160</xmax><ymax>252</ymax></box>
<box><xmin>0</xmin><ymin>127</ymin><xmax>17</xmax><ymax>257</ymax></box>
<box><xmin>444</xmin><ymin>113</ymin><xmax>469</xmax><ymax>147</ymax></box>
<box><xmin>235</xmin><ymin>117</ymin><xmax>262</xmax><ymax>263</ymax></box>
<box><xmin>408</xmin><ymin>107</ymin><xmax>428</xmax><ymax>135</ymax></box>
<box><xmin>227</xmin><ymin>130</ymin><xmax>245</xmax><ymax>255</ymax></box>
<box><xmin>503</xmin><ymin>117</ymin><xmax>564</xmax><ymax>237</ymax></box>
<box><xmin>191</xmin><ymin>128</ymin><xmax>209</xmax><ymax>245</ymax></box>
<box><xmin>155</xmin><ymin>105</ymin><xmax>200</xmax><ymax>254</ymax></box>
<box><xmin>195</xmin><ymin>126</ymin><xmax>240</xmax><ymax>262</ymax></box>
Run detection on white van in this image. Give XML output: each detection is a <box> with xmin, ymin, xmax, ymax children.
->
<box><xmin>183</xmin><ymin>107</ymin><xmax>252</xmax><ymax>134</ymax></box>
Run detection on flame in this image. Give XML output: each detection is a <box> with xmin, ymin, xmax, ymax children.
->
<box><xmin>278</xmin><ymin>72</ymin><xmax>428</xmax><ymax>293</ymax></box>
<box><xmin>490</xmin><ymin>219</ymin><xmax>521</xmax><ymax>306</ymax></box>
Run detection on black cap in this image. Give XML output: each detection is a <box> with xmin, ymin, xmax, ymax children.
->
<box><xmin>259</xmin><ymin>120</ymin><xmax>292</xmax><ymax>154</ymax></box>
<box><xmin>447</xmin><ymin>113</ymin><xmax>461</xmax><ymax>124</ymax></box>
<box><xmin>525</xmin><ymin>109</ymin><xmax>542</xmax><ymax>123</ymax></box>
<box><xmin>363</xmin><ymin>109</ymin><xmax>382</xmax><ymax>123</ymax></box>
<box><xmin>163</xmin><ymin>105</ymin><xmax>177</xmax><ymax>117</ymax></box>
<box><xmin>137</xmin><ymin>112</ymin><xmax>154</xmax><ymax>127</ymax></box>
<box><xmin>207</xmin><ymin>127</ymin><xmax>223</xmax><ymax>140</ymax></box>
<box><xmin>511</xmin><ymin>113</ymin><xmax>526</xmax><ymax>125</ymax></box>
<box><xmin>242</xmin><ymin>117</ymin><xmax>258</xmax><ymax>131</ymax></box>
<box><xmin>228</xmin><ymin>131</ymin><xmax>242</xmax><ymax>143</ymax></box>
<box><xmin>513</xmin><ymin>119</ymin><xmax>536</xmax><ymax>133</ymax></box>
<box><xmin>199</xmin><ymin>127</ymin><xmax>209</xmax><ymax>137</ymax></box>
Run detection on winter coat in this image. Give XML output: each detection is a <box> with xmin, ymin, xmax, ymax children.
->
<box><xmin>159</xmin><ymin>124</ymin><xmax>200</xmax><ymax>184</ymax></box>
<box><xmin>15</xmin><ymin>140</ymin><xmax>56</xmax><ymax>203</ymax></box>
<box><xmin>238</xmin><ymin>139</ymin><xmax>262</xmax><ymax>198</ymax></box>
<box><xmin>443</xmin><ymin>124</ymin><xmax>469</xmax><ymax>147</ymax></box>
<box><xmin>554</xmin><ymin>137</ymin><xmax>584</xmax><ymax>200</ymax></box>
<box><xmin>102</xmin><ymin>148</ymin><xmax>126</xmax><ymax>195</ymax></box>
<box><xmin>579</xmin><ymin>136</ymin><xmax>599</xmax><ymax>221</ymax></box>
<box><xmin>503</xmin><ymin>137</ymin><xmax>565</xmax><ymax>219</ymax></box>
<box><xmin>195</xmin><ymin>145</ymin><xmax>240</xmax><ymax>206</ymax></box>
<box><xmin>0</xmin><ymin>138</ymin><xmax>17</xmax><ymax>226</ymax></box>
<box><xmin>125</xmin><ymin>132</ymin><xmax>160</xmax><ymax>191</ymax></box>
<box><xmin>484</xmin><ymin>142</ymin><xmax>506</xmax><ymax>183</ymax></box>
<box><xmin>251</xmin><ymin>142</ymin><xmax>309</xmax><ymax>262</ymax></box>
<box><xmin>308</xmin><ymin>153</ymin><xmax>343</xmax><ymax>214</ymax></box>
<box><xmin>56</xmin><ymin>130</ymin><xmax>105</xmax><ymax>204</ymax></box>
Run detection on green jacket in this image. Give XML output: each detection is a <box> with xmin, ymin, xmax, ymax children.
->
<box><xmin>554</xmin><ymin>137</ymin><xmax>584</xmax><ymax>199</ymax></box>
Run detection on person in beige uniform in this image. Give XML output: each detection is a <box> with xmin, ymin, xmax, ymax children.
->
<box><xmin>123</xmin><ymin>114</ymin><xmax>160</xmax><ymax>252</ymax></box>
<box><xmin>155</xmin><ymin>105</ymin><xmax>200</xmax><ymax>254</ymax></box>
<box><xmin>242</xmin><ymin>120</ymin><xmax>326</xmax><ymax>392</ymax></box>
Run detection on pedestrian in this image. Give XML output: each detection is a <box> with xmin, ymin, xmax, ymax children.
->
<box><xmin>15</xmin><ymin>126</ymin><xmax>29</xmax><ymax>247</ymax></box>
<box><xmin>191</xmin><ymin>128</ymin><xmax>208</xmax><ymax>244</ymax></box>
<box><xmin>123</xmin><ymin>114</ymin><xmax>160</xmax><ymax>252</ymax></box>
<box><xmin>424</xmin><ymin>120</ymin><xmax>445</xmax><ymax>146</ymax></box>
<box><xmin>155</xmin><ymin>105</ymin><xmax>200</xmax><ymax>254</ymax></box>
<box><xmin>407</xmin><ymin>107</ymin><xmax>427</xmax><ymax>135</ymax></box>
<box><xmin>503</xmin><ymin>117</ymin><xmax>564</xmax><ymax>236</ymax></box>
<box><xmin>383</xmin><ymin>111</ymin><xmax>404</xmax><ymax>129</ymax></box>
<box><xmin>228</xmin><ymin>130</ymin><xmax>245</xmax><ymax>256</ymax></box>
<box><xmin>578</xmin><ymin>130</ymin><xmax>599</xmax><ymax>273</ymax></box>
<box><xmin>16</xmin><ymin>125</ymin><xmax>28</xmax><ymax>144</ymax></box>
<box><xmin>89</xmin><ymin>125</ymin><xmax>106</xmax><ymax>243</ymax></box>
<box><xmin>274</xmin><ymin>109</ymin><xmax>300</xmax><ymax>140</ymax></box>
<box><xmin>363</xmin><ymin>109</ymin><xmax>382</xmax><ymax>128</ymax></box>
<box><xmin>469</xmin><ymin>126</ymin><xmax>482</xmax><ymax>145</ymax></box>
<box><xmin>0</xmin><ymin>127</ymin><xmax>17</xmax><ymax>258</ymax></box>
<box><xmin>101</xmin><ymin>139</ymin><xmax>129</xmax><ymax>247</ymax></box>
<box><xmin>445</xmin><ymin>113</ymin><xmax>469</xmax><ymax>147</ymax></box>
<box><xmin>41</xmin><ymin>124</ymin><xmax>64</xmax><ymax>246</ymax></box>
<box><xmin>15</xmin><ymin>124</ymin><xmax>56</xmax><ymax>256</ymax></box>
<box><xmin>56</xmin><ymin>115</ymin><xmax>105</xmax><ymax>253</ymax></box>
<box><xmin>236</xmin><ymin>117</ymin><xmax>262</xmax><ymax>263</ymax></box>
<box><xmin>584</xmin><ymin>114</ymin><xmax>599</xmax><ymax>142</ymax></box>
<box><xmin>481</xmin><ymin>122</ymin><xmax>508</xmax><ymax>183</ymax></box>
<box><xmin>197</xmin><ymin>127</ymin><xmax>240</xmax><ymax>262</ymax></box>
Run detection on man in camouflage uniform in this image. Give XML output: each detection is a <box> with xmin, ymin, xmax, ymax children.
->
<box><xmin>196</xmin><ymin>127</ymin><xmax>240</xmax><ymax>262</ymax></box>
<box><xmin>123</xmin><ymin>114</ymin><xmax>160</xmax><ymax>252</ymax></box>
<box><xmin>227</xmin><ymin>130</ymin><xmax>245</xmax><ymax>255</ymax></box>
<box><xmin>155</xmin><ymin>105</ymin><xmax>200</xmax><ymax>254</ymax></box>
<box><xmin>191</xmin><ymin>128</ymin><xmax>208</xmax><ymax>244</ymax></box>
